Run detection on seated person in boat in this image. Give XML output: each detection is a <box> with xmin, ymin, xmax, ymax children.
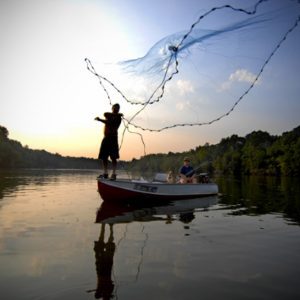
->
<box><xmin>179</xmin><ymin>157</ymin><xmax>197</xmax><ymax>183</ymax></box>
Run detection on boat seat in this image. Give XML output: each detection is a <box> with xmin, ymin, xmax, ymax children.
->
<box><xmin>152</xmin><ymin>173</ymin><xmax>168</xmax><ymax>183</ymax></box>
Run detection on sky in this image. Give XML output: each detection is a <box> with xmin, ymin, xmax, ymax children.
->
<box><xmin>1</xmin><ymin>0</ymin><xmax>300</xmax><ymax>161</ymax></box>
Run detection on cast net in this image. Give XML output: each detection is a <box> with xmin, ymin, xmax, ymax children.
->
<box><xmin>86</xmin><ymin>0</ymin><xmax>300</xmax><ymax>155</ymax></box>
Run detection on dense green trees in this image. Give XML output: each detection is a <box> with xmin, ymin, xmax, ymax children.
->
<box><xmin>128</xmin><ymin>126</ymin><xmax>300</xmax><ymax>176</ymax></box>
<box><xmin>268</xmin><ymin>126</ymin><xmax>300</xmax><ymax>175</ymax></box>
<box><xmin>1</xmin><ymin>124</ymin><xmax>299</xmax><ymax>175</ymax></box>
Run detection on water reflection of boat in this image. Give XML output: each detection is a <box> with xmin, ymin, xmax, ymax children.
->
<box><xmin>97</xmin><ymin>176</ymin><xmax>218</xmax><ymax>202</ymax></box>
<box><xmin>95</xmin><ymin>196</ymin><xmax>219</xmax><ymax>224</ymax></box>
<box><xmin>90</xmin><ymin>196</ymin><xmax>218</xmax><ymax>298</ymax></box>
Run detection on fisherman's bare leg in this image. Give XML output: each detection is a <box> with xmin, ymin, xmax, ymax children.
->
<box><xmin>111</xmin><ymin>158</ymin><xmax>117</xmax><ymax>175</ymax></box>
<box><xmin>102</xmin><ymin>159</ymin><xmax>108</xmax><ymax>176</ymax></box>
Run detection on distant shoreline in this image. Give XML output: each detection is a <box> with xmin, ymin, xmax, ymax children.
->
<box><xmin>1</xmin><ymin>124</ymin><xmax>300</xmax><ymax>176</ymax></box>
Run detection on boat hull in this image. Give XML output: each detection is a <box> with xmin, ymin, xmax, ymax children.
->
<box><xmin>97</xmin><ymin>178</ymin><xmax>218</xmax><ymax>202</ymax></box>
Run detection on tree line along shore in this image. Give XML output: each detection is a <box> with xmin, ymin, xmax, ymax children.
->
<box><xmin>1</xmin><ymin>125</ymin><xmax>299</xmax><ymax>176</ymax></box>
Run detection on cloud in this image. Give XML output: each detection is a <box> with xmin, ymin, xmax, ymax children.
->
<box><xmin>229</xmin><ymin>69</ymin><xmax>257</xmax><ymax>83</ymax></box>
<box><xmin>175</xmin><ymin>100</ymin><xmax>192</xmax><ymax>111</ymax></box>
<box><xmin>220</xmin><ymin>68</ymin><xmax>259</xmax><ymax>91</ymax></box>
<box><xmin>176</xmin><ymin>79</ymin><xmax>194</xmax><ymax>95</ymax></box>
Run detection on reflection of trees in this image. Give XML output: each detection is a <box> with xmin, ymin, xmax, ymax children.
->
<box><xmin>0</xmin><ymin>170</ymin><xmax>58</xmax><ymax>200</ymax></box>
<box><xmin>93</xmin><ymin>224</ymin><xmax>116</xmax><ymax>300</ymax></box>
<box><xmin>216</xmin><ymin>176</ymin><xmax>300</xmax><ymax>225</ymax></box>
<box><xmin>0</xmin><ymin>172</ymin><xmax>29</xmax><ymax>200</ymax></box>
<box><xmin>0</xmin><ymin>170</ymin><xmax>99</xmax><ymax>201</ymax></box>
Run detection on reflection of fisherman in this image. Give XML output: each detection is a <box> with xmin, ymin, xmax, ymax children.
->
<box><xmin>94</xmin><ymin>223</ymin><xmax>116</xmax><ymax>299</ymax></box>
<box><xmin>179</xmin><ymin>212</ymin><xmax>195</xmax><ymax>224</ymax></box>
<box><xmin>179</xmin><ymin>211</ymin><xmax>195</xmax><ymax>234</ymax></box>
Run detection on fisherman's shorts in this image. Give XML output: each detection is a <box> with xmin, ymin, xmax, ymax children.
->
<box><xmin>98</xmin><ymin>136</ymin><xmax>120</xmax><ymax>160</ymax></box>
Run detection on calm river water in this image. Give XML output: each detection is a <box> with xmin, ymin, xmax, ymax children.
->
<box><xmin>0</xmin><ymin>169</ymin><xmax>300</xmax><ymax>300</ymax></box>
